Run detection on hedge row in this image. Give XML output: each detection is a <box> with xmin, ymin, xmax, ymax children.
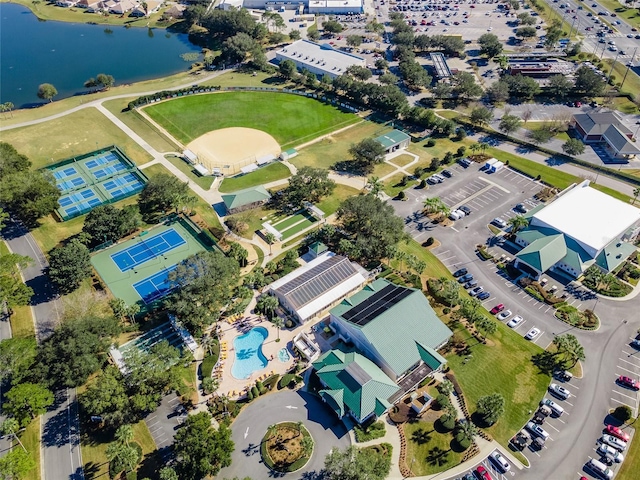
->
<box><xmin>127</xmin><ymin>85</ymin><xmax>223</xmax><ymax>109</ymax></box>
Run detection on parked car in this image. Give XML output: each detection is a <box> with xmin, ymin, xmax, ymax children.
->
<box><xmin>458</xmin><ymin>273</ymin><xmax>474</xmax><ymax>283</ymax></box>
<box><xmin>599</xmin><ymin>434</ymin><xmax>627</xmax><ymax>452</ymax></box>
<box><xmin>497</xmin><ymin>310</ymin><xmax>512</xmax><ymax>321</ymax></box>
<box><xmin>514</xmin><ymin>203</ymin><xmax>528</xmax><ymax>213</ymax></box>
<box><xmin>548</xmin><ymin>383</ymin><xmax>570</xmax><ymax>400</ymax></box>
<box><xmin>453</xmin><ymin>268</ymin><xmax>468</xmax><ymax>277</ymax></box>
<box><xmin>474</xmin><ymin>465</ymin><xmax>492</xmax><ymax>480</ymax></box>
<box><xmin>441</xmin><ymin>169</ymin><xmax>453</xmax><ymax>178</ymax></box>
<box><xmin>526</xmin><ymin>421</ymin><xmax>550</xmax><ymax>439</ymax></box>
<box><xmin>525</xmin><ymin>328</ymin><xmax>541</xmax><ymax>340</ymax></box>
<box><xmin>540</xmin><ymin>398</ymin><xmax>564</xmax><ymax>416</ymax></box>
<box><xmin>459</xmin><ymin>205</ymin><xmax>471</xmax><ymax>215</ymax></box>
<box><xmin>489</xmin><ymin>451</ymin><xmax>510</xmax><ymax>472</ymax></box>
<box><xmin>631</xmin><ymin>338</ymin><xmax>640</xmax><ymax>349</ymax></box>
<box><xmin>464</xmin><ymin>279</ymin><xmax>478</xmax><ymax>289</ymax></box>
<box><xmin>586</xmin><ymin>458</ymin><xmax>614</xmax><ymax>480</ymax></box>
<box><xmin>490</xmin><ymin>304</ymin><xmax>505</xmax><ymax>314</ymax></box>
<box><xmin>597</xmin><ymin>444</ymin><xmax>624</xmax><ymax>463</ymax></box>
<box><xmin>469</xmin><ymin>286</ymin><xmax>484</xmax><ymax>297</ymax></box>
<box><xmin>477</xmin><ymin>291</ymin><xmax>491</xmax><ymax>301</ymax></box>
<box><xmin>618</xmin><ymin>375</ymin><xmax>639</xmax><ymax>390</ymax></box>
<box><xmin>605</xmin><ymin>425</ymin><xmax>630</xmax><ymax>442</ymax></box>
<box><xmin>507</xmin><ymin>315</ymin><xmax>524</xmax><ymax>328</ymax></box>
<box><xmin>492</xmin><ymin>218</ymin><xmax>507</xmax><ymax>228</ymax></box>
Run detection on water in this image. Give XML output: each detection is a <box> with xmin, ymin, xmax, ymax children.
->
<box><xmin>231</xmin><ymin>326</ymin><xmax>269</xmax><ymax>380</ymax></box>
<box><xmin>278</xmin><ymin>347</ymin><xmax>291</xmax><ymax>363</ymax></box>
<box><xmin>0</xmin><ymin>4</ymin><xmax>201</xmax><ymax>107</ymax></box>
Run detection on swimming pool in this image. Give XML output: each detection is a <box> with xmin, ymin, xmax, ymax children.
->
<box><xmin>231</xmin><ymin>326</ymin><xmax>269</xmax><ymax>379</ymax></box>
<box><xmin>278</xmin><ymin>347</ymin><xmax>291</xmax><ymax>363</ymax></box>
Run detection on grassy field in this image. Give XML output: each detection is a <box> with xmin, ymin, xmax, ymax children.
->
<box><xmin>103</xmin><ymin>98</ymin><xmax>181</xmax><ymax>153</ymax></box>
<box><xmin>291</xmin><ymin>121</ymin><xmax>389</xmax><ymax>171</ymax></box>
<box><xmin>316</xmin><ymin>184</ymin><xmax>361</xmax><ymax>215</ymax></box>
<box><xmin>603</xmin><ymin>58</ymin><xmax>640</xmax><ymax>95</ymax></box>
<box><xmin>526</xmin><ymin>122</ymin><xmax>570</xmax><ymax>142</ymax></box>
<box><xmin>144</xmin><ymin>91</ymin><xmax>359</xmax><ymax>149</ymax></box>
<box><xmin>1</xmin><ymin>107</ymin><xmax>153</xmax><ymax>167</ymax></box>
<box><xmin>384</xmin><ymin>173</ymin><xmax>418</xmax><ymax>197</ymax></box>
<box><xmin>593</xmin><ymin>0</ymin><xmax>640</xmax><ymax>29</ymax></box>
<box><xmin>446</xmin><ymin>323</ymin><xmax>551</xmax><ymax>446</ymax></box>
<box><xmin>218</xmin><ymin>162</ymin><xmax>291</xmax><ymax>193</ymax></box>
<box><xmin>617</xmin><ymin>420</ymin><xmax>640</xmax><ymax>480</ymax></box>
<box><xmin>392</xmin><ymin>239</ymin><xmax>454</xmax><ymax>281</ymax></box>
<box><xmin>404</xmin><ymin>420</ymin><xmax>464</xmax><ymax>476</ymax></box>
<box><xmin>165</xmin><ymin>155</ymin><xmax>216</xmax><ymax>190</ymax></box>
<box><xmin>389</xmin><ymin>154</ymin><xmax>416</xmax><ymax>168</ymax></box>
<box><xmin>20</xmin><ymin>418</ymin><xmax>41</xmax><ymax>480</ymax></box>
<box><xmin>5</xmin><ymin>0</ymin><xmax>179</xmax><ymax>28</ymax></box>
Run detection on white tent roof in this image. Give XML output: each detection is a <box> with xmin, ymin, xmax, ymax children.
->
<box><xmin>531</xmin><ymin>181</ymin><xmax>640</xmax><ymax>255</ymax></box>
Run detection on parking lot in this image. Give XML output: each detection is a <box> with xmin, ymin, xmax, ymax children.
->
<box><xmin>144</xmin><ymin>393</ymin><xmax>186</xmax><ymax>462</ymax></box>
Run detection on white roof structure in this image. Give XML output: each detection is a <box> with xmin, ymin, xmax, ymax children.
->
<box><xmin>530</xmin><ymin>181</ymin><xmax>640</xmax><ymax>257</ymax></box>
<box><xmin>268</xmin><ymin>252</ymin><xmax>368</xmax><ymax>322</ymax></box>
<box><xmin>275</xmin><ymin>40</ymin><xmax>365</xmax><ymax>79</ymax></box>
<box><xmin>308</xmin><ymin>0</ymin><xmax>363</xmax><ymax>10</ymax></box>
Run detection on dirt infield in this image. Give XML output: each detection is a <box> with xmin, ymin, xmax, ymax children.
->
<box><xmin>187</xmin><ymin>127</ymin><xmax>281</xmax><ymax>175</ymax></box>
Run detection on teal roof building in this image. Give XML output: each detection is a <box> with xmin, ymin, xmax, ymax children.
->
<box><xmin>374</xmin><ymin>130</ymin><xmax>411</xmax><ymax>154</ymax></box>
<box><xmin>221</xmin><ymin>185</ymin><xmax>271</xmax><ymax>215</ymax></box>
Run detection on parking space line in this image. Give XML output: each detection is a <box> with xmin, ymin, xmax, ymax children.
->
<box><xmin>611</xmin><ymin>397</ymin><xmax>635</xmax><ymax>409</ymax></box>
<box><xmin>612</xmin><ymin>390</ymin><xmax>638</xmax><ymax>402</ymax></box>
<box><xmin>618</xmin><ymin>357</ymin><xmax>640</xmax><ymax>368</ymax></box>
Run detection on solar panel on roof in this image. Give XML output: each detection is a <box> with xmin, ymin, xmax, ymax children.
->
<box><xmin>342</xmin><ymin>283</ymin><xmax>413</xmax><ymax>326</ymax></box>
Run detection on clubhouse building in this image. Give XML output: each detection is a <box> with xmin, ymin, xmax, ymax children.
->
<box><xmin>274</xmin><ymin>40</ymin><xmax>366</xmax><ymax>79</ymax></box>
<box><xmin>571</xmin><ymin>111</ymin><xmax>640</xmax><ymax>160</ymax></box>
<box><xmin>514</xmin><ymin>181</ymin><xmax>640</xmax><ymax>279</ymax></box>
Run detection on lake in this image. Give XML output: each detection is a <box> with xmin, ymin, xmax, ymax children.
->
<box><xmin>0</xmin><ymin>3</ymin><xmax>201</xmax><ymax>107</ymax></box>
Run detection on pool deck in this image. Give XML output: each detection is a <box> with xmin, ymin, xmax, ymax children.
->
<box><xmin>216</xmin><ymin>315</ymin><xmax>299</xmax><ymax>398</ymax></box>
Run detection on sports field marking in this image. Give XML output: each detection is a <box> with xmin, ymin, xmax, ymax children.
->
<box><xmin>132</xmin><ymin>265</ymin><xmax>178</xmax><ymax>304</ymax></box>
<box><xmin>111</xmin><ymin>229</ymin><xmax>186</xmax><ymax>272</ymax></box>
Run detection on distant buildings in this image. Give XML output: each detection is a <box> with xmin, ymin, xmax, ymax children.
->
<box><xmin>275</xmin><ymin>40</ymin><xmax>366</xmax><ymax>79</ymax></box>
<box><xmin>219</xmin><ymin>0</ymin><xmax>364</xmax><ymax>14</ymax></box>
<box><xmin>571</xmin><ymin>111</ymin><xmax>640</xmax><ymax>160</ymax></box>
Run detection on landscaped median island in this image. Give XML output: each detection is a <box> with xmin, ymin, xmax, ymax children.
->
<box><xmin>261</xmin><ymin>422</ymin><xmax>314</xmax><ymax>473</ymax></box>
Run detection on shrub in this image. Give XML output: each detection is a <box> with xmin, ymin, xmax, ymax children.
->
<box><xmin>256</xmin><ymin>380</ymin><xmax>267</xmax><ymax>395</ymax></box>
<box><xmin>247</xmin><ymin>389</ymin><xmax>254</xmax><ymax>401</ymax></box>
<box><xmin>439</xmin><ymin>414</ymin><xmax>456</xmax><ymax>432</ymax></box>
<box><xmin>397</xmin><ymin>191</ymin><xmax>407</xmax><ymax>200</ymax></box>
<box><xmin>443</xmin><ymin>307</ymin><xmax>451</xmax><ymax>314</ymax></box>
<box><xmin>435</xmin><ymin>393</ymin><xmax>451</xmax><ymax>410</ymax></box>
<box><xmin>354</xmin><ymin>421</ymin><xmax>386</xmax><ymax>443</ymax></box>
<box><xmin>426</xmin><ymin>139</ymin><xmax>436</xmax><ymax>147</ymax></box>
<box><xmin>454</xmin><ymin>434</ymin><xmax>471</xmax><ymax>450</ymax></box>
<box><xmin>251</xmin><ymin>386</ymin><xmax>260</xmax><ymax>398</ymax></box>
<box><xmin>264</xmin><ymin>374</ymin><xmax>280</xmax><ymax>391</ymax></box>
<box><xmin>424</xmin><ymin>237</ymin><xmax>434</xmax><ymax>247</ymax></box>
<box><xmin>613</xmin><ymin>405</ymin><xmax>632</xmax><ymax>422</ymax></box>
<box><xmin>285</xmin><ymin>319</ymin><xmax>295</xmax><ymax>328</ymax></box>
<box><xmin>456</xmin><ymin>146</ymin><xmax>466</xmax><ymax>156</ymax></box>
<box><xmin>419</xmin><ymin>179</ymin><xmax>427</xmax><ymax>188</ymax></box>
<box><xmin>279</xmin><ymin>373</ymin><xmax>296</xmax><ymax>389</ymax></box>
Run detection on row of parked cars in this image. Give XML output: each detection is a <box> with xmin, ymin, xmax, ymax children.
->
<box><xmin>585</xmin><ymin>424</ymin><xmax>631</xmax><ymax>479</ymax></box>
<box><xmin>454</xmin><ymin>268</ymin><xmax>491</xmax><ymax>300</ymax></box>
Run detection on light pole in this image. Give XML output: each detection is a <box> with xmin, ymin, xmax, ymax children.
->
<box><xmin>633</xmin><ymin>121</ymin><xmax>640</xmax><ymax>142</ymax></box>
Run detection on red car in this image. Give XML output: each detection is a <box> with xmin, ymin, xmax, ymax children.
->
<box><xmin>605</xmin><ymin>425</ymin><xmax>630</xmax><ymax>442</ymax></box>
<box><xmin>475</xmin><ymin>465</ymin><xmax>493</xmax><ymax>480</ymax></box>
<box><xmin>618</xmin><ymin>375</ymin><xmax>639</xmax><ymax>390</ymax></box>
<box><xmin>490</xmin><ymin>304</ymin><xmax>505</xmax><ymax>315</ymax></box>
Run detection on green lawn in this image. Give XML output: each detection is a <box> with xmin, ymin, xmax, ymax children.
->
<box><xmin>394</xmin><ymin>239</ymin><xmax>453</xmax><ymax>281</ymax></box>
<box><xmin>446</xmin><ymin>323</ymin><xmax>551</xmax><ymax>446</ymax></box>
<box><xmin>218</xmin><ymin>162</ymin><xmax>291</xmax><ymax>193</ymax></box>
<box><xmin>404</xmin><ymin>420</ymin><xmax>464</xmax><ymax>476</ymax></box>
<box><xmin>383</xmin><ymin>173</ymin><xmax>418</xmax><ymax>197</ymax></box>
<box><xmin>593</xmin><ymin>0</ymin><xmax>640</xmax><ymax>29</ymax></box>
<box><xmin>1</xmin><ymin>107</ymin><xmax>153</xmax><ymax>168</ymax></box>
<box><xmin>103</xmin><ymin>98</ymin><xmax>182</xmax><ymax>153</ymax></box>
<box><xmin>19</xmin><ymin>418</ymin><xmax>41</xmax><ymax>480</ymax></box>
<box><xmin>165</xmin><ymin>155</ymin><xmax>216</xmax><ymax>190</ymax></box>
<box><xmin>144</xmin><ymin>91</ymin><xmax>359</xmax><ymax>149</ymax></box>
<box><xmin>617</xmin><ymin>420</ymin><xmax>640</xmax><ymax>480</ymax></box>
<box><xmin>290</xmin><ymin>121</ymin><xmax>388</xmax><ymax>171</ymax></box>
<box><xmin>389</xmin><ymin>154</ymin><xmax>416</xmax><ymax>168</ymax></box>
<box><xmin>0</xmin><ymin>241</ymin><xmax>36</xmax><ymax>338</ymax></box>
<box><xmin>316</xmin><ymin>184</ymin><xmax>361</xmax><ymax>215</ymax></box>
<box><xmin>280</xmin><ymin>217</ymin><xmax>317</xmax><ymax>240</ymax></box>
<box><xmin>525</xmin><ymin>122</ymin><xmax>570</xmax><ymax>142</ymax></box>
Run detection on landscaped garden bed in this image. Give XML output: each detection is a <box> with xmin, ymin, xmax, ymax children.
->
<box><xmin>354</xmin><ymin>420</ymin><xmax>387</xmax><ymax>443</ymax></box>
<box><xmin>261</xmin><ymin>422</ymin><xmax>314</xmax><ymax>473</ymax></box>
<box><xmin>555</xmin><ymin>304</ymin><xmax>599</xmax><ymax>330</ymax></box>
<box><xmin>582</xmin><ymin>266</ymin><xmax>633</xmax><ymax>298</ymax></box>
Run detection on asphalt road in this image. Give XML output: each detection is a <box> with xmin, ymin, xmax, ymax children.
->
<box><xmin>390</xmin><ymin>163</ymin><xmax>640</xmax><ymax>480</ymax></box>
<box><xmin>218</xmin><ymin>390</ymin><xmax>351</xmax><ymax>479</ymax></box>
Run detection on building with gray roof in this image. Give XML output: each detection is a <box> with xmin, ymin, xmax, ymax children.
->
<box><xmin>430</xmin><ymin>52</ymin><xmax>452</xmax><ymax>79</ymax></box>
<box><xmin>274</xmin><ymin>40</ymin><xmax>366</xmax><ymax>79</ymax></box>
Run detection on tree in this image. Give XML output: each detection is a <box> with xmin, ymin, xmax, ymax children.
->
<box><xmin>374</xmin><ymin>58</ymin><xmax>389</xmax><ymax>71</ymax></box>
<box><xmin>79</xmin><ymin>366</ymin><xmax>130</xmax><ymax>427</ymax></box>
<box><xmin>96</xmin><ymin>73</ymin><xmax>115</xmax><ymax>90</ymax></box>
<box><xmin>515</xmin><ymin>26</ymin><xmax>537</xmax><ymax>40</ymax></box>
<box><xmin>507</xmin><ymin>215</ymin><xmax>529</xmax><ymax>234</ymax></box>
<box><xmin>455</xmin><ymin>421</ymin><xmax>478</xmax><ymax>450</ymax></box>
<box><xmin>174</xmin><ymin>412</ymin><xmax>234</xmax><ymax>480</ymax></box>
<box><xmin>475</xmin><ymin>316</ymin><xmax>497</xmax><ymax>335</ymax></box>
<box><xmin>264</xmin><ymin>232</ymin><xmax>276</xmax><ymax>255</ymax></box>
<box><xmin>503</xmin><ymin>74</ymin><xmax>540</xmax><ymax>100</ymax></box>
<box><xmin>478</xmin><ymin>33</ymin><xmax>503</xmax><ymax>58</ymax></box>
<box><xmin>367</xmin><ymin>176</ymin><xmax>383</xmax><ymax>197</ymax></box>
<box><xmin>0</xmin><ymin>142</ymin><xmax>31</xmax><ymax>177</ymax></box>
<box><xmin>307</xmin><ymin>29</ymin><xmax>320</xmax><ymax>41</ymax></box>
<box><xmin>562</xmin><ymin>138</ymin><xmax>586</xmax><ymax>156</ymax></box>
<box><xmin>553</xmin><ymin>334</ymin><xmax>585</xmax><ymax>368</ymax></box>
<box><xmin>288</xmin><ymin>29</ymin><xmax>301</xmax><ymax>40</ymax></box>
<box><xmin>613</xmin><ymin>405</ymin><xmax>632</xmax><ymax>422</ymax></box>
<box><xmin>278</xmin><ymin>59</ymin><xmax>298</xmax><ymax>79</ymax></box>
<box><xmin>138</xmin><ymin>174</ymin><xmax>192</xmax><ymax>221</ymax></box>
<box><xmin>574</xmin><ymin>66</ymin><xmax>605</xmax><ymax>97</ymax></box>
<box><xmin>423</xmin><ymin>197</ymin><xmax>450</xmax><ymax>218</ymax></box>
<box><xmin>0</xmin><ymin>170</ymin><xmax>60</xmax><ymax>225</ymax></box>
<box><xmin>227</xmin><ymin>242</ymin><xmax>248</xmax><ymax>267</ymax></box>
<box><xmin>399</xmin><ymin>61</ymin><xmax>432</xmax><ymax>90</ymax></box>
<box><xmin>0</xmin><ymin>338</ymin><xmax>37</xmax><ymax>385</ymax></box>
<box><xmin>348</xmin><ymin>138</ymin><xmax>386</xmax><ymax>173</ymax></box>
<box><xmin>255</xmin><ymin>294</ymin><xmax>278</xmax><ymax>320</ymax></box>
<box><xmin>366</xmin><ymin>19</ymin><xmax>385</xmax><ymax>35</ymax></box>
<box><xmin>633</xmin><ymin>187</ymin><xmax>640</xmax><ymax>206</ymax></box>
<box><xmin>1</xmin><ymin>418</ymin><xmax>26</xmax><ymax>452</ymax></box>
<box><xmin>0</xmin><ymin>252</ymin><xmax>34</xmax><ymax>315</ymax></box>
<box><xmin>476</xmin><ymin>393</ymin><xmax>505</xmax><ymax>425</ymax></box>
<box><xmin>451</xmin><ymin>72</ymin><xmax>482</xmax><ymax>100</ymax></box>
<box><xmin>346</xmin><ymin>65</ymin><xmax>372</xmax><ymax>81</ymax></box>
<box><xmin>377</xmin><ymin>73</ymin><xmax>398</xmax><ymax>86</ymax></box>
<box><xmin>106</xmin><ymin>441</ymin><xmax>139</xmax><ymax>475</ymax></box>
<box><xmin>48</xmin><ymin>239</ymin><xmax>92</xmax><ymax>294</ymax></box>
<box><xmin>431</xmin><ymin>81</ymin><xmax>453</xmax><ymax>99</ymax></box>
<box><xmin>324</xmin><ymin>445</ymin><xmax>391</xmax><ymax>480</ymax></box>
<box><xmin>346</xmin><ymin>35</ymin><xmax>363</xmax><ymax>47</ymax></box>
<box><xmin>4</xmin><ymin>383</ymin><xmax>54</xmax><ymax>427</ymax></box>
<box><xmin>273</xmin><ymin>167</ymin><xmax>335</xmax><ymax>213</ymax></box>
<box><xmin>273</xmin><ymin>316</ymin><xmax>284</xmax><ymax>341</ymax></box>
<box><xmin>322</xmin><ymin>20</ymin><xmax>343</xmax><ymax>34</ymax></box>
<box><xmin>37</xmin><ymin>83</ymin><xmax>57</xmax><ymax>102</ymax></box>
<box><xmin>1</xmin><ymin>102</ymin><xmax>15</xmax><ymax>119</ymax></box>
<box><xmin>159</xmin><ymin>467</ymin><xmax>179</xmax><ymax>480</ymax></box>
<box><xmin>469</xmin><ymin>106</ymin><xmax>494</xmax><ymax>126</ymax></box>
<box><xmin>82</xmin><ymin>204</ymin><xmax>141</xmax><ymax>247</ymax></box>
<box><xmin>548</xmin><ymin>74</ymin><xmax>573</xmax><ymax>100</ymax></box>
<box><xmin>486</xmin><ymin>80</ymin><xmax>510</xmax><ymax>104</ymax></box>
<box><xmin>115</xmin><ymin>424</ymin><xmax>134</xmax><ymax>447</ymax></box>
<box><xmin>499</xmin><ymin>114</ymin><xmax>522</xmax><ymax>134</ymax></box>
<box><xmin>0</xmin><ymin>448</ymin><xmax>36</xmax><ymax>480</ymax></box>
<box><xmin>517</xmin><ymin>12</ymin><xmax>537</xmax><ymax>25</ymax></box>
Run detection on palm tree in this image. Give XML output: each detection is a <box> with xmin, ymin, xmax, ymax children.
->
<box><xmin>115</xmin><ymin>424</ymin><xmax>134</xmax><ymax>447</ymax></box>
<box><xmin>479</xmin><ymin>142</ymin><xmax>489</xmax><ymax>154</ymax></box>
<box><xmin>257</xmin><ymin>295</ymin><xmax>278</xmax><ymax>320</ymax></box>
<box><xmin>469</xmin><ymin>143</ymin><xmax>481</xmax><ymax>155</ymax></box>
<box><xmin>394</xmin><ymin>251</ymin><xmax>408</xmax><ymax>271</ymax></box>
<box><xmin>200</xmin><ymin>334</ymin><xmax>216</xmax><ymax>356</ymax></box>
<box><xmin>507</xmin><ymin>215</ymin><xmax>529</xmax><ymax>234</ymax></box>
<box><xmin>600</xmin><ymin>273</ymin><xmax>617</xmax><ymax>292</ymax></box>
<box><xmin>633</xmin><ymin>187</ymin><xmax>640</xmax><ymax>206</ymax></box>
<box><xmin>423</xmin><ymin>197</ymin><xmax>450</xmax><ymax>218</ymax></box>
<box><xmin>1</xmin><ymin>418</ymin><xmax>26</xmax><ymax>452</ymax></box>
<box><xmin>273</xmin><ymin>317</ymin><xmax>284</xmax><ymax>341</ymax></box>
<box><xmin>265</xmin><ymin>232</ymin><xmax>277</xmax><ymax>255</ymax></box>
<box><xmin>367</xmin><ymin>176</ymin><xmax>383</xmax><ymax>197</ymax></box>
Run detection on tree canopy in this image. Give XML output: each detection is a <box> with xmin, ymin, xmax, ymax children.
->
<box><xmin>4</xmin><ymin>383</ymin><xmax>54</xmax><ymax>427</ymax></box>
<box><xmin>81</xmin><ymin>204</ymin><xmax>142</xmax><ymax>247</ymax></box>
<box><xmin>138</xmin><ymin>174</ymin><xmax>194</xmax><ymax>221</ymax></box>
<box><xmin>324</xmin><ymin>445</ymin><xmax>391</xmax><ymax>480</ymax></box>
<box><xmin>0</xmin><ymin>142</ymin><xmax>31</xmax><ymax>177</ymax></box>
<box><xmin>272</xmin><ymin>167</ymin><xmax>335</xmax><ymax>212</ymax></box>
<box><xmin>478</xmin><ymin>33</ymin><xmax>503</xmax><ymax>58</ymax></box>
<box><xmin>0</xmin><ymin>251</ymin><xmax>34</xmax><ymax>314</ymax></box>
<box><xmin>0</xmin><ymin>337</ymin><xmax>37</xmax><ymax>386</ymax></box>
<box><xmin>562</xmin><ymin>138</ymin><xmax>586</xmax><ymax>156</ymax></box>
<box><xmin>573</xmin><ymin>66</ymin><xmax>605</xmax><ymax>97</ymax></box>
<box><xmin>348</xmin><ymin>138</ymin><xmax>387</xmax><ymax>174</ymax></box>
<box><xmin>476</xmin><ymin>393</ymin><xmax>505</xmax><ymax>426</ymax></box>
<box><xmin>174</xmin><ymin>412</ymin><xmax>234</xmax><ymax>480</ymax></box>
<box><xmin>37</xmin><ymin>83</ymin><xmax>58</xmax><ymax>102</ymax></box>
<box><xmin>498</xmin><ymin>114</ymin><xmax>522</xmax><ymax>134</ymax></box>
<box><xmin>48</xmin><ymin>239</ymin><xmax>92</xmax><ymax>294</ymax></box>
<box><xmin>0</xmin><ymin>169</ymin><xmax>60</xmax><ymax>225</ymax></box>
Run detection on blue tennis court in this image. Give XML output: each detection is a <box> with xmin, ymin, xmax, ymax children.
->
<box><xmin>110</xmin><ymin>228</ymin><xmax>186</xmax><ymax>272</ymax></box>
<box><xmin>53</xmin><ymin>167</ymin><xmax>78</xmax><ymax>180</ymax></box>
<box><xmin>103</xmin><ymin>173</ymin><xmax>145</xmax><ymax>200</ymax></box>
<box><xmin>133</xmin><ymin>265</ymin><xmax>178</xmax><ymax>304</ymax></box>
<box><xmin>56</xmin><ymin>176</ymin><xmax>86</xmax><ymax>193</ymax></box>
<box><xmin>58</xmin><ymin>188</ymin><xmax>101</xmax><ymax>216</ymax></box>
<box><xmin>85</xmin><ymin>152</ymin><xmax>119</xmax><ymax>169</ymax></box>
<box><xmin>92</xmin><ymin>163</ymin><xmax>127</xmax><ymax>180</ymax></box>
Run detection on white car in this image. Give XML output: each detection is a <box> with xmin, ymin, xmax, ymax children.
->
<box><xmin>600</xmin><ymin>434</ymin><xmax>627</xmax><ymax>452</ymax></box>
<box><xmin>525</xmin><ymin>328</ymin><xmax>541</xmax><ymax>340</ymax></box>
<box><xmin>526</xmin><ymin>421</ymin><xmax>549</xmax><ymax>439</ymax></box>
<box><xmin>597</xmin><ymin>443</ymin><xmax>624</xmax><ymax>463</ymax></box>
<box><xmin>497</xmin><ymin>310</ymin><xmax>512</xmax><ymax>321</ymax></box>
<box><xmin>507</xmin><ymin>315</ymin><xmax>524</xmax><ymax>328</ymax></box>
<box><xmin>469</xmin><ymin>286</ymin><xmax>484</xmax><ymax>297</ymax></box>
<box><xmin>489</xmin><ymin>451</ymin><xmax>511</xmax><ymax>472</ymax></box>
<box><xmin>548</xmin><ymin>383</ymin><xmax>570</xmax><ymax>400</ymax></box>
<box><xmin>492</xmin><ymin>218</ymin><xmax>507</xmax><ymax>228</ymax></box>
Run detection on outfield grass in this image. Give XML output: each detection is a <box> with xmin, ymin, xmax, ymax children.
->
<box><xmin>289</xmin><ymin>121</ymin><xmax>387</xmax><ymax>171</ymax></box>
<box><xmin>165</xmin><ymin>155</ymin><xmax>216</xmax><ymax>190</ymax></box>
<box><xmin>404</xmin><ymin>420</ymin><xmax>464</xmax><ymax>476</ymax></box>
<box><xmin>103</xmin><ymin>98</ymin><xmax>181</xmax><ymax>153</ymax></box>
<box><xmin>1</xmin><ymin>107</ymin><xmax>153</xmax><ymax>167</ymax></box>
<box><xmin>218</xmin><ymin>162</ymin><xmax>291</xmax><ymax>193</ymax></box>
<box><xmin>20</xmin><ymin>418</ymin><xmax>41</xmax><ymax>480</ymax></box>
<box><xmin>144</xmin><ymin>91</ymin><xmax>359</xmax><ymax>149</ymax></box>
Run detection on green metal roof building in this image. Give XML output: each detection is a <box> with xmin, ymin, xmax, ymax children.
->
<box><xmin>374</xmin><ymin>130</ymin><xmax>411</xmax><ymax>154</ymax></box>
<box><xmin>329</xmin><ymin>278</ymin><xmax>452</xmax><ymax>383</ymax></box>
<box><xmin>312</xmin><ymin>349</ymin><xmax>400</xmax><ymax>424</ymax></box>
<box><xmin>221</xmin><ymin>185</ymin><xmax>271</xmax><ymax>215</ymax></box>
